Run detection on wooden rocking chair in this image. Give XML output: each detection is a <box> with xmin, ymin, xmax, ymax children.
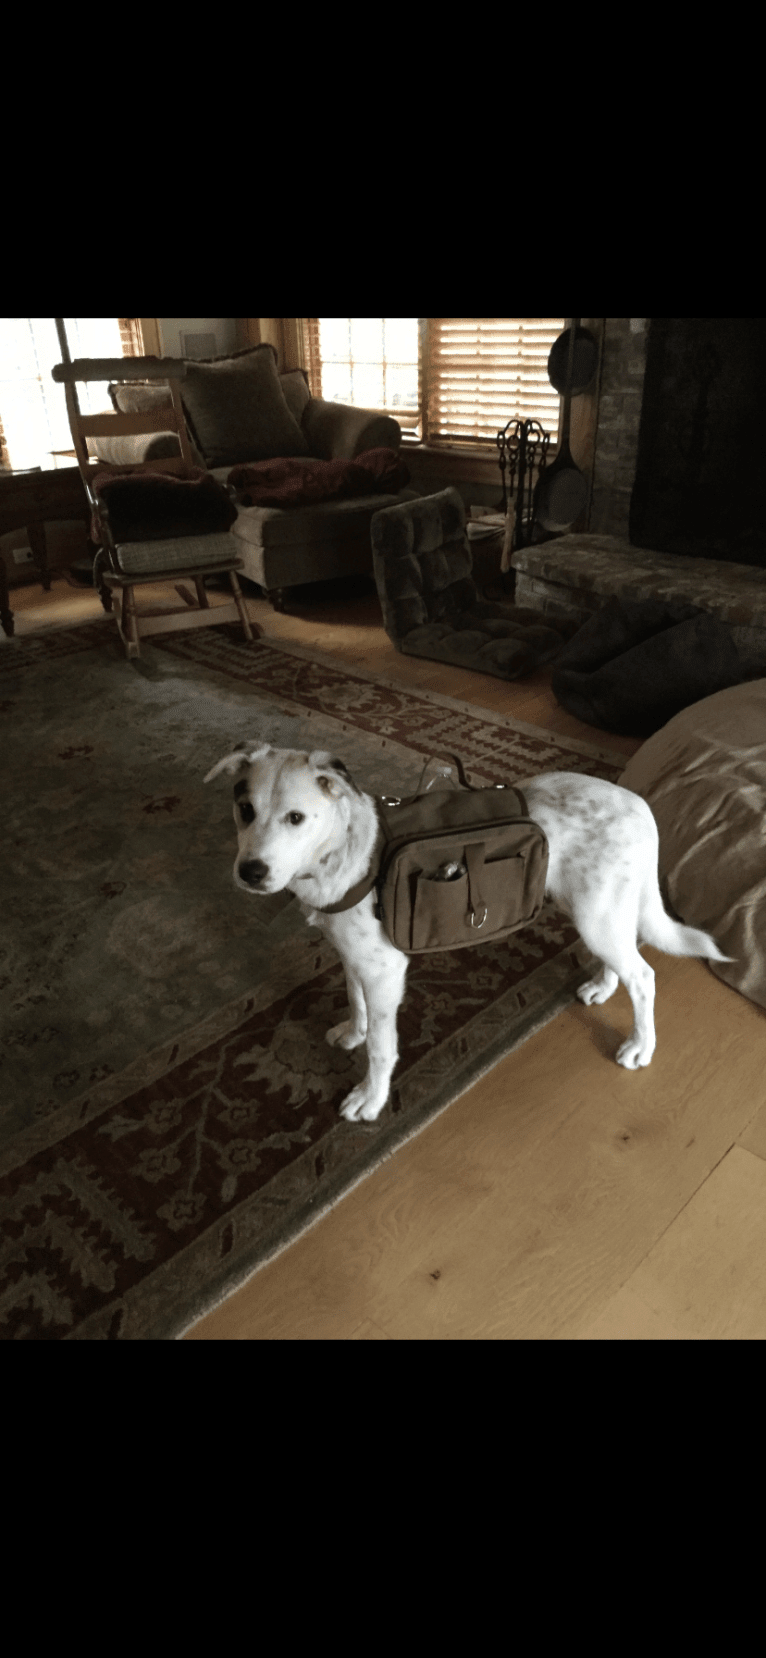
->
<box><xmin>51</xmin><ymin>355</ymin><xmax>255</xmax><ymax>659</ymax></box>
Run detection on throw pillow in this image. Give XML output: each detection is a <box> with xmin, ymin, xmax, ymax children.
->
<box><xmin>97</xmin><ymin>380</ymin><xmax>206</xmax><ymax>468</ymax></box>
<box><xmin>279</xmin><ymin>368</ymin><xmax>311</xmax><ymax>431</ymax></box>
<box><xmin>180</xmin><ymin>344</ymin><xmax>310</xmax><ymax>468</ymax></box>
<box><xmin>108</xmin><ymin>381</ymin><xmax>174</xmax><ymax>415</ymax></box>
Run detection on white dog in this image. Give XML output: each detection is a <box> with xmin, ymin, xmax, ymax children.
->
<box><xmin>205</xmin><ymin>744</ymin><xmax>730</xmax><ymax>1123</ymax></box>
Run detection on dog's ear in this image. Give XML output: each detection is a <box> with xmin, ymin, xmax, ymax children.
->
<box><xmin>204</xmin><ymin>743</ymin><xmax>271</xmax><ymax>783</ymax></box>
<box><xmin>309</xmin><ymin>752</ymin><xmax>361</xmax><ymax>797</ymax></box>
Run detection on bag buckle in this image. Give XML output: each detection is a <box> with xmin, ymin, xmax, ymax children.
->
<box><xmin>380</xmin><ymin>796</ymin><xmax>401</xmax><ymax>807</ymax></box>
<box><xmin>469</xmin><ymin>906</ymin><xmax>488</xmax><ymax>929</ymax></box>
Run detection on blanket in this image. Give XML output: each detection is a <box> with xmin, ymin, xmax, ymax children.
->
<box><xmin>227</xmin><ymin>446</ymin><xmax>411</xmax><ymax>508</ymax></box>
<box><xmin>550</xmin><ymin>596</ymin><xmax>744</xmax><ymax>735</ymax></box>
<box><xmin>90</xmin><ymin>466</ymin><xmax>238</xmax><ymax>546</ymax></box>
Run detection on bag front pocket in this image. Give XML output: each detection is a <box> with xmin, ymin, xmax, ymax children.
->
<box><xmin>410</xmin><ymin>852</ymin><xmax>529</xmax><ymax>951</ymax></box>
<box><xmin>411</xmin><ymin>868</ymin><xmax>472</xmax><ymax>951</ymax></box>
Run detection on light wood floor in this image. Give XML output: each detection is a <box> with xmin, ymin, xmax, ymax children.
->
<box><xmin>10</xmin><ymin>575</ymin><xmax>766</xmax><ymax>1340</ymax></box>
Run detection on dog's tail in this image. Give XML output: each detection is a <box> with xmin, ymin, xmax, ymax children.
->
<box><xmin>639</xmin><ymin>874</ymin><xmax>733</xmax><ymax>963</ymax></box>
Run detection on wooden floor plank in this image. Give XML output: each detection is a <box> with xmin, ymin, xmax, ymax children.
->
<box><xmin>184</xmin><ymin>955</ymin><xmax>766</xmax><ymax>1341</ymax></box>
<box><xmin>578</xmin><ymin>1146</ymin><xmax>766</xmax><ymax>1340</ymax></box>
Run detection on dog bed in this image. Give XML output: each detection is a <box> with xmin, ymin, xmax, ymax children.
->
<box><xmin>550</xmin><ymin>595</ymin><xmax>744</xmax><ymax>736</ymax></box>
<box><xmin>619</xmin><ymin>678</ymin><xmax>766</xmax><ymax>1009</ymax></box>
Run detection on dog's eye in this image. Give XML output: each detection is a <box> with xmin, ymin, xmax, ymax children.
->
<box><xmin>239</xmin><ymin>803</ymin><xmax>255</xmax><ymax>825</ymax></box>
<box><xmin>287</xmin><ymin>811</ymin><xmax>304</xmax><ymax>826</ymax></box>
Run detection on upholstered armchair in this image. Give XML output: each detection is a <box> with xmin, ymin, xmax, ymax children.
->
<box><xmin>94</xmin><ymin>344</ymin><xmax>419</xmax><ymax>612</ymax></box>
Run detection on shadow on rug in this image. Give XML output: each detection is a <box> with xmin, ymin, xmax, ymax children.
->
<box><xmin>0</xmin><ymin>620</ymin><xmax>625</xmax><ymax>1339</ymax></box>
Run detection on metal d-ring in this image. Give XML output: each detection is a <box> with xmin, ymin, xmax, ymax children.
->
<box><xmin>470</xmin><ymin>906</ymin><xmax>488</xmax><ymax>929</ymax></box>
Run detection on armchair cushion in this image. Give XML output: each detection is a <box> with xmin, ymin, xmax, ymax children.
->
<box><xmin>227</xmin><ymin>446</ymin><xmax>410</xmax><ymax>508</ymax></box>
<box><xmin>90</xmin><ymin>465</ymin><xmax>237</xmax><ymax>545</ymax></box>
<box><xmin>180</xmin><ymin>344</ymin><xmax>310</xmax><ymax>468</ymax></box>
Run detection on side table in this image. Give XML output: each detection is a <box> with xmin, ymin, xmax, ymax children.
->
<box><xmin>0</xmin><ymin>464</ymin><xmax>92</xmax><ymax>638</ymax></box>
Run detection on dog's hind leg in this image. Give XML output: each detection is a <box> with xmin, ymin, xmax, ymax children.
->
<box><xmin>577</xmin><ymin>964</ymin><xmax>619</xmax><ymax>1006</ymax></box>
<box><xmin>573</xmin><ymin>903</ymin><xmax>656</xmax><ymax>1070</ymax></box>
<box><xmin>326</xmin><ymin>966</ymin><xmax>368</xmax><ymax>1052</ymax></box>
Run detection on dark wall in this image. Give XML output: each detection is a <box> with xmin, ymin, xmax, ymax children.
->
<box><xmin>629</xmin><ymin>318</ymin><xmax>766</xmax><ymax>565</ymax></box>
<box><xmin>589</xmin><ymin>319</ymin><xmax>649</xmax><ymax>539</ymax></box>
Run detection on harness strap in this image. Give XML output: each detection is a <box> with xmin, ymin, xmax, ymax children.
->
<box><xmin>313</xmin><ymin>762</ymin><xmax>531</xmax><ymax>917</ymax></box>
<box><xmin>313</xmin><ymin>812</ymin><xmax>385</xmax><ymax>915</ymax></box>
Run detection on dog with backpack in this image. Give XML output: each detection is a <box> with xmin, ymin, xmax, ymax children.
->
<box><xmin>204</xmin><ymin>743</ymin><xmax>730</xmax><ymax>1123</ymax></box>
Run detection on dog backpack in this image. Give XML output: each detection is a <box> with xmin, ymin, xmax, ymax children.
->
<box><xmin>319</xmin><ymin>755</ymin><xmax>549</xmax><ymax>954</ymax></box>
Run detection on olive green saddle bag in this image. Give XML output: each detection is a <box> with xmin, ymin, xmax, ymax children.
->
<box><xmin>319</xmin><ymin>754</ymin><xmax>549</xmax><ymax>955</ymax></box>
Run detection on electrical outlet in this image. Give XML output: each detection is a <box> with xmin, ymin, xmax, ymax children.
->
<box><xmin>12</xmin><ymin>547</ymin><xmax>34</xmax><ymax>565</ymax></box>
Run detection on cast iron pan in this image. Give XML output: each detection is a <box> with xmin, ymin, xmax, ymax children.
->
<box><xmin>534</xmin><ymin>318</ymin><xmax>589</xmax><ymax>532</ymax></box>
<box><xmin>547</xmin><ymin>323</ymin><xmax>598</xmax><ymax>394</ymax></box>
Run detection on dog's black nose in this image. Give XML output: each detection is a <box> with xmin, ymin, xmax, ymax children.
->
<box><xmin>238</xmin><ymin>858</ymin><xmax>269</xmax><ymax>887</ymax></box>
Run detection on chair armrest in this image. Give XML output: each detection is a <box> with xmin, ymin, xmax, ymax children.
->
<box><xmin>86</xmin><ymin>431</ymin><xmax>206</xmax><ymax>467</ymax></box>
<box><xmin>302</xmin><ymin>398</ymin><xmax>402</xmax><ymax>461</ymax></box>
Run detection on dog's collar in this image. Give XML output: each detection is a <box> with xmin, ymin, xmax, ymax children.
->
<box><xmin>312</xmin><ymin>808</ymin><xmax>385</xmax><ymax>916</ymax></box>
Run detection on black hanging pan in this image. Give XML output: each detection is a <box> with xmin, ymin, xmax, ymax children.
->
<box><xmin>534</xmin><ymin>318</ymin><xmax>589</xmax><ymax>533</ymax></box>
<box><xmin>547</xmin><ymin>322</ymin><xmax>598</xmax><ymax>394</ymax></box>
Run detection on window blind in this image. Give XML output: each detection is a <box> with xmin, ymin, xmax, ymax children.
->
<box><xmin>423</xmin><ymin>318</ymin><xmax>566</xmax><ymax>447</ymax></box>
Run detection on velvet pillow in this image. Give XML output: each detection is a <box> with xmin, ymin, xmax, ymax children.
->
<box><xmin>180</xmin><ymin>344</ymin><xmax>310</xmax><ymax>468</ymax></box>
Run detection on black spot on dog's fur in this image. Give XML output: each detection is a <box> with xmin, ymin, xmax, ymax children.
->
<box><xmin>330</xmin><ymin>758</ymin><xmax>361</xmax><ymax>795</ymax></box>
<box><xmin>233</xmin><ymin>779</ymin><xmax>249</xmax><ymax>800</ymax></box>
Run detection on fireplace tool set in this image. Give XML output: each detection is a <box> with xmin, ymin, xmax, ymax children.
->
<box><xmin>495</xmin><ymin>319</ymin><xmax>598</xmax><ymax>558</ymax></box>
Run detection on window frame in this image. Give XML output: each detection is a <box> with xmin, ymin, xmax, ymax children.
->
<box><xmin>303</xmin><ymin>318</ymin><xmax>578</xmax><ymax>463</ymax></box>
<box><xmin>0</xmin><ymin>318</ymin><xmax>145</xmax><ymax>473</ymax></box>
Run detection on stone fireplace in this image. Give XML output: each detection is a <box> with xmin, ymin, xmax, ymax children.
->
<box><xmin>512</xmin><ymin>318</ymin><xmax>766</xmax><ymax>673</ymax></box>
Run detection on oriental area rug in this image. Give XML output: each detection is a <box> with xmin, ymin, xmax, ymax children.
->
<box><xmin>0</xmin><ymin>619</ymin><xmax>625</xmax><ymax>1340</ymax></box>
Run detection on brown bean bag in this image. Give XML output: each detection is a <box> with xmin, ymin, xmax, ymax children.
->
<box><xmin>619</xmin><ymin>679</ymin><xmax>766</xmax><ymax>1009</ymax></box>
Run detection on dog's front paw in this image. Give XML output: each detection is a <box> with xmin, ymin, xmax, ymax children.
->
<box><xmin>616</xmin><ymin>1036</ymin><xmax>655</xmax><ymax>1069</ymax></box>
<box><xmin>326</xmin><ymin>1018</ymin><xmax>366</xmax><ymax>1051</ymax></box>
<box><xmin>339</xmin><ymin>1083</ymin><xmax>387</xmax><ymax>1123</ymax></box>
